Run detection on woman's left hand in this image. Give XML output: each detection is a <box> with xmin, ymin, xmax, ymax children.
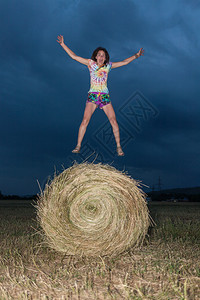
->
<box><xmin>137</xmin><ymin>48</ymin><xmax>144</xmax><ymax>57</ymax></box>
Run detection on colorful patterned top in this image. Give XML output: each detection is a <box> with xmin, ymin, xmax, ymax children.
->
<box><xmin>88</xmin><ymin>59</ymin><xmax>112</xmax><ymax>93</ymax></box>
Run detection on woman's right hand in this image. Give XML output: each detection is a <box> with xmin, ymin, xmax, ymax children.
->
<box><xmin>57</xmin><ymin>35</ymin><xmax>64</xmax><ymax>46</ymax></box>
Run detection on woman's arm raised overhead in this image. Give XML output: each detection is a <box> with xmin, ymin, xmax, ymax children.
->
<box><xmin>57</xmin><ymin>35</ymin><xmax>89</xmax><ymax>66</ymax></box>
<box><xmin>112</xmin><ymin>48</ymin><xmax>144</xmax><ymax>69</ymax></box>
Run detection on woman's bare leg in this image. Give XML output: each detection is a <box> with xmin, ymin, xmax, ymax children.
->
<box><xmin>73</xmin><ymin>102</ymin><xmax>97</xmax><ymax>151</ymax></box>
<box><xmin>102</xmin><ymin>103</ymin><xmax>124</xmax><ymax>155</ymax></box>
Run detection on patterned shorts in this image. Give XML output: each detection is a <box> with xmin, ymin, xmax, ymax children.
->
<box><xmin>86</xmin><ymin>92</ymin><xmax>111</xmax><ymax>109</ymax></box>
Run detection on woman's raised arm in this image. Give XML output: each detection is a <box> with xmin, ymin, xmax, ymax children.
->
<box><xmin>112</xmin><ymin>48</ymin><xmax>144</xmax><ymax>69</ymax></box>
<box><xmin>57</xmin><ymin>35</ymin><xmax>89</xmax><ymax>66</ymax></box>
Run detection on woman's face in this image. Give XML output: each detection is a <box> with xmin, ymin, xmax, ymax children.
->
<box><xmin>96</xmin><ymin>50</ymin><xmax>106</xmax><ymax>65</ymax></box>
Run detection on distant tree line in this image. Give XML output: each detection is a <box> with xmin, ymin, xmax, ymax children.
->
<box><xmin>0</xmin><ymin>191</ymin><xmax>37</xmax><ymax>200</ymax></box>
<box><xmin>148</xmin><ymin>191</ymin><xmax>200</xmax><ymax>202</ymax></box>
<box><xmin>0</xmin><ymin>190</ymin><xmax>199</xmax><ymax>202</ymax></box>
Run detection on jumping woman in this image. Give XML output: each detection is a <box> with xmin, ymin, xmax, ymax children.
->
<box><xmin>57</xmin><ymin>35</ymin><xmax>144</xmax><ymax>156</ymax></box>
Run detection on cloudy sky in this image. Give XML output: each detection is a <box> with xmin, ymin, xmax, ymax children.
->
<box><xmin>0</xmin><ymin>0</ymin><xmax>200</xmax><ymax>195</ymax></box>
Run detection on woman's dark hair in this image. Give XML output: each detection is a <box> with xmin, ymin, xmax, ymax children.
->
<box><xmin>91</xmin><ymin>47</ymin><xmax>110</xmax><ymax>65</ymax></box>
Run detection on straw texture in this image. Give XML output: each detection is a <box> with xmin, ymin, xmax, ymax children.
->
<box><xmin>37</xmin><ymin>162</ymin><xmax>150</xmax><ymax>257</ymax></box>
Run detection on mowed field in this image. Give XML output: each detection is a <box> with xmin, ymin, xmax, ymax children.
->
<box><xmin>0</xmin><ymin>201</ymin><xmax>199</xmax><ymax>299</ymax></box>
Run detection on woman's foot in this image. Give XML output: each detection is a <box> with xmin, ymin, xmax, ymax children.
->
<box><xmin>117</xmin><ymin>146</ymin><xmax>124</xmax><ymax>156</ymax></box>
<box><xmin>72</xmin><ymin>145</ymin><xmax>81</xmax><ymax>153</ymax></box>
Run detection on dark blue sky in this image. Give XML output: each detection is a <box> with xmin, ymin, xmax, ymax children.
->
<box><xmin>1</xmin><ymin>0</ymin><xmax>200</xmax><ymax>195</ymax></box>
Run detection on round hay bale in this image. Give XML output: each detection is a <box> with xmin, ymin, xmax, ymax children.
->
<box><xmin>37</xmin><ymin>162</ymin><xmax>150</xmax><ymax>257</ymax></box>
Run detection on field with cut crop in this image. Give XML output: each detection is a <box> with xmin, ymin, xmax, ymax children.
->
<box><xmin>0</xmin><ymin>202</ymin><xmax>199</xmax><ymax>299</ymax></box>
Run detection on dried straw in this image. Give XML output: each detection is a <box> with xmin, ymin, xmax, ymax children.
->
<box><xmin>36</xmin><ymin>162</ymin><xmax>151</xmax><ymax>257</ymax></box>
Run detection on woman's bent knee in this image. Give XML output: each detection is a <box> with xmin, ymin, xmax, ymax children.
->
<box><xmin>81</xmin><ymin>118</ymin><xmax>90</xmax><ymax>127</ymax></box>
<box><xmin>109</xmin><ymin>117</ymin><xmax>118</xmax><ymax>127</ymax></box>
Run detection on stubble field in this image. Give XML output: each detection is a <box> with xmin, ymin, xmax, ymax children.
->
<box><xmin>0</xmin><ymin>201</ymin><xmax>199</xmax><ymax>299</ymax></box>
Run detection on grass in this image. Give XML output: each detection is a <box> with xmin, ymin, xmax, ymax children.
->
<box><xmin>0</xmin><ymin>202</ymin><xmax>199</xmax><ymax>299</ymax></box>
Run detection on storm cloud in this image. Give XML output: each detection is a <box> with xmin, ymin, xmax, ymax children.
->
<box><xmin>0</xmin><ymin>0</ymin><xmax>199</xmax><ymax>194</ymax></box>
